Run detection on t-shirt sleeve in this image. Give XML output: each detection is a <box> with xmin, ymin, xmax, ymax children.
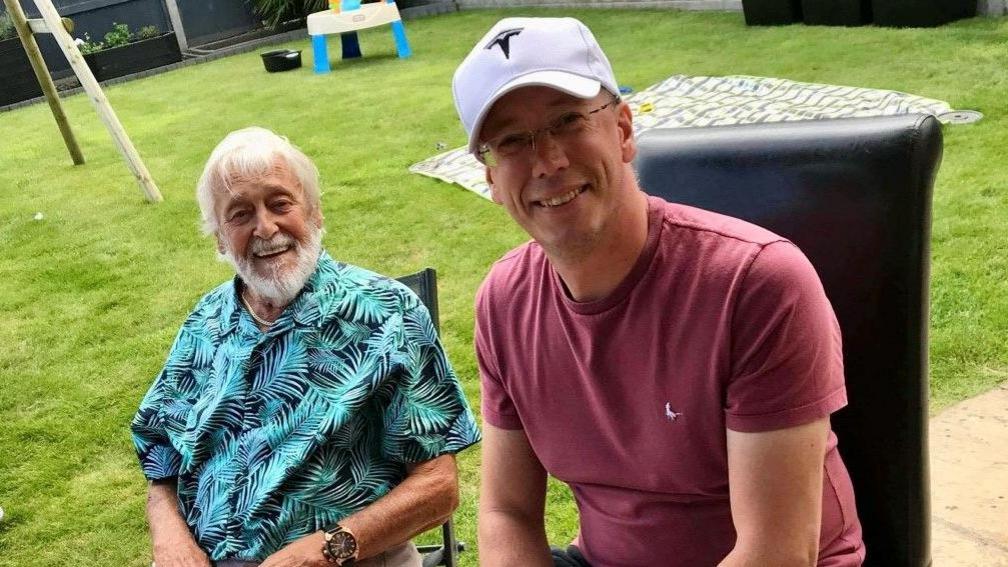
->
<box><xmin>130</xmin><ymin>327</ymin><xmax>190</xmax><ymax>481</ymax></box>
<box><xmin>725</xmin><ymin>240</ymin><xmax>847</xmax><ymax>432</ymax></box>
<box><xmin>382</xmin><ymin>303</ymin><xmax>481</xmax><ymax>464</ymax></box>
<box><xmin>474</xmin><ymin>280</ymin><xmax>524</xmax><ymax>430</ymax></box>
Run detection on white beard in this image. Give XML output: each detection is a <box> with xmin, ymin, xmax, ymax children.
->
<box><xmin>222</xmin><ymin>227</ymin><xmax>323</xmax><ymax>305</ymax></box>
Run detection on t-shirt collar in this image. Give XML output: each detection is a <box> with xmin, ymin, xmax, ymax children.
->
<box><xmin>558</xmin><ymin>197</ymin><xmax>664</xmax><ymax>315</ymax></box>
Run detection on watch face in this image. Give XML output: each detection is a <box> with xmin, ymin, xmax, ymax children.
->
<box><xmin>329</xmin><ymin>530</ymin><xmax>357</xmax><ymax>559</ymax></box>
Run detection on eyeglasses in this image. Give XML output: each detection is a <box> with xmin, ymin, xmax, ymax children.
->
<box><xmin>476</xmin><ymin>96</ymin><xmax>621</xmax><ymax>167</ymax></box>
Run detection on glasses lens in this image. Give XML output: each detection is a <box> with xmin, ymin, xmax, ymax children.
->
<box><xmin>477</xmin><ymin>145</ymin><xmax>497</xmax><ymax>167</ymax></box>
<box><xmin>550</xmin><ymin>112</ymin><xmax>588</xmax><ymax>137</ymax></box>
<box><xmin>495</xmin><ymin>133</ymin><xmax>532</xmax><ymax>158</ymax></box>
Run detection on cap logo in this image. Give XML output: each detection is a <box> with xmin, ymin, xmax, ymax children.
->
<box><xmin>485</xmin><ymin>28</ymin><xmax>523</xmax><ymax>59</ymax></box>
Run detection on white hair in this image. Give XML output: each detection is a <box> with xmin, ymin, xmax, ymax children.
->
<box><xmin>196</xmin><ymin>127</ymin><xmax>321</xmax><ymax>235</ymax></box>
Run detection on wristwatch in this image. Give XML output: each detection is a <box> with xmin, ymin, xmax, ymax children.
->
<box><xmin>322</xmin><ymin>523</ymin><xmax>358</xmax><ymax>565</ymax></box>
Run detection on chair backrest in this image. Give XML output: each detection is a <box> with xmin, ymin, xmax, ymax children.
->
<box><xmin>395</xmin><ymin>268</ymin><xmax>460</xmax><ymax>567</ymax></box>
<box><xmin>397</xmin><ymin>268</ymin><xmax>440</xmax><ymax>333</ymax></box>
<box><xmin>634</xmin><ymin>114</ymin><xmax>942</xmax><ymax>566</ymax></box>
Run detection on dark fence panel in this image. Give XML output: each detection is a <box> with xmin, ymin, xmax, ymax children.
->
<box><xmin>15</xmin><ymin>0</ymin><xmax>172</xmax><ymax>78</ymax></box>
<box><xmin>8</xmin><ymin>0</ymin><xmax>263</xmax><ymax>76</ymax></box>
<box><xmin>175</xmin><ymin>0</ymin><xmax>259</xmax><ymax>47</ymax></box>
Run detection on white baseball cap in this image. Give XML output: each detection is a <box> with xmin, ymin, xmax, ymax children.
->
<box><xmin>452</xmin><ymin>17</ymin><xmax>619</xmax><ymax>156</ymax></box>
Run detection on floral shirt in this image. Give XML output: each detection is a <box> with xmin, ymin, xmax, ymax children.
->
<box><xmin>131</xmin><ymin>251</ymin><xmax>481</xmax><ymax>561</ymax></box>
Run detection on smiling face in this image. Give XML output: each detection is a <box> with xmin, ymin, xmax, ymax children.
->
<box><xmin>482</xmin><ymin>86</ymin><xmax>639</xmax><ymax>260</ymax></box>
<box><xmin>214</xmin><ymin>158</ymin><xmax>322</xmax><ymax>303</ymax></box>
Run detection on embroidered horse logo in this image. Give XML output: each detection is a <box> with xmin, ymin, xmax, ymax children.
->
<box><xmin>665</xmin><ymin>402</ymin><xmax>682</xmax><ymax>422</ymax></box>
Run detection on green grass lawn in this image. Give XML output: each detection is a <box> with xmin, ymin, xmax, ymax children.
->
<box><xmin>1</xmin><ymin>7</ymin><xmax>1006</xmax><ymax>565</ymax></box>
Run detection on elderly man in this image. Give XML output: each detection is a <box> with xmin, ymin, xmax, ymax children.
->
<box><xmin>452</xmin><ymin>17</ymin><xmax>865</xmax><ymax>567</ymax></box>
<box><xmin>131</xmin><ymin>127</ymin><xmax>481</xmax><ymax>567</ymax></box>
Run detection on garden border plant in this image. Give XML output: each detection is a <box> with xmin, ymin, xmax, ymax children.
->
<box><xmin>77</xmin><ymin>22</ymin><xmax>182</xmax><ymax>82</ymax></box>
<box><xmin>1</xmin><ymin>10</ymin><xmax>18</xmax><ymax>41</ymax></box>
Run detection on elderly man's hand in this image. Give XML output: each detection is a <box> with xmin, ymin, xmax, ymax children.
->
<box><xmin>258</xmin><ymin>531</ymin><xmax>329</xmax><ymax>567</ymax></box>
<box><xmin>152</xmin><ymin>535</ymin><xmax>211</xmax><ymax>567</ymax></box>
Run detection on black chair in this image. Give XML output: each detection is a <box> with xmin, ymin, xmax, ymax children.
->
<box><xmin>396</xmin><ymin>268</ymin><xmax>464</xmax><ymax>567</ymax></box>
<box><xmin>634</xmin><ymin>114</ymin><xmax>942</xmax><ymax>566</ymax></box>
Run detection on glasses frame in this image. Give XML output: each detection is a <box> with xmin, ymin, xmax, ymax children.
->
<box><xmin>476</xmin><ymin>95</ymin><xmax>622</xmax><ymax>167</ymax></box>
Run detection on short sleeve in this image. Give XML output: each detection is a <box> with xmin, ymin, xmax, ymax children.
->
<box><xmin>130</xmin><ymin>328</ymin><xmax>190</xmax><ymax>480</ymax></box>
<box><xmin>382</xmin><ymin>303</ymin><xmax>481</xmax><ymax>463</ymax></box>
<box><xmin>474</xmin><ymin>281</ymin><xmax>523</xmax><ymax>430</ymax></box>
<box><xmin>725</xmin><ymin>241</ymin><xmax>847</xmax><ymax>432</ymax></box>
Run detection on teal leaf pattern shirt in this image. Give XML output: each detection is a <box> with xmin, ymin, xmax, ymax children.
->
<box><xmin>131</xmin><ymin>252</ymin><xmax>481</xmax><ymax>561</ymax></box>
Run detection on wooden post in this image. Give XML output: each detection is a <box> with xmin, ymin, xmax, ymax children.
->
<box><xmin>31</xmin><ymin>0</ymin><xmax>164</xmax><ymax>203</ymax></box>
<box><xmin>162</xmin><ymin>0</ymin><xmax>188</xmax><ymax>53</ymax></box>
<box><xmin>2</xmin><ymin>0</ymin><xmax>84</xmax><ymax>165</ymax></box>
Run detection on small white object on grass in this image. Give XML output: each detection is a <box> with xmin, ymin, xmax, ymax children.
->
<box><xmin>34</xmin><ymin>212</ymin><xmax>44</xmax><ymax>221</ymax></box>
<box><xmin>0</xmin><ymin>505</ymin><xmax>5</xmax><ymax>522</ymax></box>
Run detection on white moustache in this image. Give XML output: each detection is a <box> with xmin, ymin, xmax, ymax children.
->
<box><xmin>250</xmin><ymin>234</ymin><xmax>297</xmax><ymax>257</ymax></box>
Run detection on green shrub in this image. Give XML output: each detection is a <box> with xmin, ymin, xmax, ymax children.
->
<box><xmin>0</xmin><ymin>11</ymin><xmax>18</xmax><ymax>42</ymax></box>
<box><xmin>103</xmin><ymin>22</ymin><xmax>132</xmax><ymax>48</ymax></box>
<box><xmin>77</xmin><ymin>32</ymin><xmax>104</xmax><ymax>55</ymax></box>
<box><xmin>252</xmin><ymin>0</ymin><xmax>326</xmax><ymax>29</ymax></box>
<box><xmin>75</xmin><ymin>22</ymin><xmax>162</xmax><ymax>54</ymax></box>
<box><xmin>136</xmin><ymin>25</ymin><xmax>160</xmax><ymax>41</ymax></box>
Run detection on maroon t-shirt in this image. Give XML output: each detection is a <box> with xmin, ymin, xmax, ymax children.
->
<box><xmin>476</xmin><ymin>196</ymin><xmax>865</xmax><ymax>566</ymax></box>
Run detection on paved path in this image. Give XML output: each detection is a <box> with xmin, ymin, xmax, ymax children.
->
<box><xmin>930</xmin><ymin>381</ymin><xmax>1008</xmax><ymax>565</ymax></box>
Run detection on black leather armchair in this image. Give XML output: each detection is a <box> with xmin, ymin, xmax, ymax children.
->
<box><xmin>634</xmin><ymin>114</ymin><xmax>943</xmax><ymax>566</ymax></box>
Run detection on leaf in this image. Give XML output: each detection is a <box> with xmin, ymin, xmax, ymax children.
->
<box><xmin>334</xmin><ymin>283</ymin><xmax>398</xmax><ymax>326</ymax></box>
<box><xmin>403</xmin><ymin>305</ymin><xmax>439</xmax><ymax>347</ymax></box>
<box><xmin>141</xmin><ymin>444</ymin><xmax>181</xmax><ymax>479</ymax></box>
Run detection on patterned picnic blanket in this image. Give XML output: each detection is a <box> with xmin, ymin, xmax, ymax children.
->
<box><xmin>410</xmin><ymin>75</ymin><xmax>954</xmax><ymax>200</ymax></box>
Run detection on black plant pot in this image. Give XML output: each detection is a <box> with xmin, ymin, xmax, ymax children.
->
<box><xmin>0</xmin><ymin>37</ymin><xmax>43</xmax><ymax>107</ymax></box>
<box><xmin>743</xmin><ymin>0</ymin><xmax>803</xmax><ymax>25</ymax></box>
<box><xmin>872</xmin><ymin>0</ymin><xmax>976</xmax><ymax>26</ymax></box>
<box><xmin>802</xmin><ymin>0</ymin><xmax>872</xmax><ymax>25</ymax></box>
<box><xmin>83</xmin><ymin>32</ymin><xmax>182</xmax><ymax>82</ymax></box>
